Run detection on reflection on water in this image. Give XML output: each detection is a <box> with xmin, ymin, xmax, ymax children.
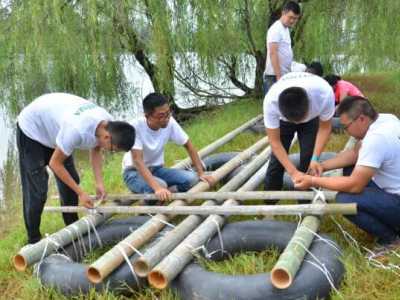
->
<box><xmin>0</xmin><ymin>55</ymin><xmax>249</xmax><ymax>210</ymax></box>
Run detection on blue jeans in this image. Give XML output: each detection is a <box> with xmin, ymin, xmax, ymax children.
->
<box><xmin>123</xmin><ymin>166</ymin><xmax>199</xmax><ymax>195</ymax></box>
<box><xmin>336</xmin><ymin>181</ymin><xmax>400</xmax><ymax>244</ymax></box>
<box><xmin>263</xmin><ymin>74</ymin><xmax>277</xmax><ymax>96</ymax></box>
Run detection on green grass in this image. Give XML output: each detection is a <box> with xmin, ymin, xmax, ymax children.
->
<box><xmin>1</xmin><ymin>73</ymin><xmax>400</xmax><ymax>299</ymax></box>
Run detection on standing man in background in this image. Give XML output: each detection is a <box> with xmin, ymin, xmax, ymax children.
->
<box><xmin>17</xmin><ymin>93</ymin><xmax>135</xmax><ymax>244</ymax></box>
<box><xmin>263</xmin><ymin>1</ymin><xmax>301</xmax><ymax>95</ymax></box>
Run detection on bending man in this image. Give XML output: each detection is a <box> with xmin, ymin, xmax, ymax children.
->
<box><xmin>264</xmin><ymin>71</ymin><xmax>335</xmax><ymax>192</ymax></box>
<box><xmin>17</xmin><ymin>93</ymin><xmax>135</xmax><ymax>244</ymax></box>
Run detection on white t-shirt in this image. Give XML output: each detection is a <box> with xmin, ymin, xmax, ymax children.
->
<box><xmin>263</xmin><ymin>72</ymin><xmax>335</xmax><ymax>129</ymax></box>
<box><xmin>122</xmin><ymin>116</ymin><xmax>189</xmax><ymax>170</ymax></box>
<box><xmin>265</xmin><ymin>20</ymin><xmax>293</xmax><ymax>76</ymax></box>
<box><xmin>356</xmin><ymin>114</ymin><xmax>400</xmax><ymax>195</ymax></box>
<box><xmin>18</xmin><ymin>93</ymin><xmax>112</xmax><ymax>156</ymax></box>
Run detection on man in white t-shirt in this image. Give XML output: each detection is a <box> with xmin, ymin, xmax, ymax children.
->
<box><xmin>295</xmin><ymin>97</ymin><xmax>400</xmax><ymax>251</ymax></box>
<box><xmin>263</xmin><ymin>1</ymin><xmax>301</xmax><ymax>95</ymax></box>
<box><xmin>122</xmin><ymin>93</ymin><xmax>215</xmax><ymax>203</ymax></box>
<box><xmin>17</xmin><ymin>93</ymin><xmax>135</xmax><ymax>244</ymax></box>
<box><xmin>264</xmin><ymin>72</ymin><xmax>335</xmax><ymax>194</ymax></box>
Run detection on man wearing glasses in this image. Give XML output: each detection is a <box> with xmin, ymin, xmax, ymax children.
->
<box><xmin>17</xmin><ymin>93</ymin><xmax>136</xmax><ymax>244</ymax></box>
<box><xmin>122</xmin><ymin>92</ymin><xmax>214</xmax><ymax>202</ymax></box>
<box><xmin>295</xmin><ymin>96</ymin><xmax>400</xmax><ymax>252</ymax></box>
<box><xmin>264</xmin><ymin>71</ymin><xmax>335</xmax><ymax>195</ymax></box>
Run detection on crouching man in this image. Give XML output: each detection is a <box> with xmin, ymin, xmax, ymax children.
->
<box><xmin>122</xmin><ymin>93</ymin><xmax>214</xmax><ymax>202</ymax></box>
<box><xmin>295</xmin><ymin>96</ymin><xmax>400</xmax><ymax>251</ymax></box>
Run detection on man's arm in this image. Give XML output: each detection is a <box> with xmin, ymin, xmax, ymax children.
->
<box><xmin>90</xmin><ymin>147</ymin><xmax>106</xmax><ymax>201</ymax></box>
<box><xmin>132</xmin><ymin>149</ymin><xmax>171</xmax><ymax>201</ymax></box>
<box><xmin>269</xmin><ymin>43</ymin><xmax>281</xmax><ymax>80</ymax></box>
<box><xmin>295</xmin><ymin>165</ymin><xmax>375</xmax><ymax>193</ymax></box>
<box><xmin>183</xmin><ymin>140</ymin><xmax>215</xmax><ymax>186</ymax></box>
<box><xmin>308</xmin><ymin>119</ymin><xmax>332</xmax><ymax>176</ymax></box>
<box><xmin>49</xmin><ymin>148</ymin><xmax>93</xmax><ymax>208</ymax></box>
<box><xmin>320</xmin><ymin>142</ymin><xmax>360</xmax><ymax>171</ymax></box>
<box><xmin>267</xmin><ymin>128</ymin><xmax>302</xmax><ymax>181</ymax></box>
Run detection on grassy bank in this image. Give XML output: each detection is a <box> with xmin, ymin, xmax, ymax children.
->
<box><xmin>1</xmin><ymin>72</ymin><xmax>400</xmax><ymax>299</ymax></box>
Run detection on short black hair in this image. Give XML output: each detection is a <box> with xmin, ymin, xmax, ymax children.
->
<box><xmin>324</xmin><ymin>74</ymin><xmax>341</xmax><ymax>87</ymax></box>
<box><xmin>283</xmin><ymin>1</ymin><xmax>301</xmax><ymax>15</ymax></box>
<box><xmin>143</xmin><ymin>92</ymin><xmax>168</xmax><ymax>114</ymax></box>
<box><xmin>106</xmin><ymin>121</ymin><xmax>135</xmax><ymax>152</ymax></box>
<box><xmin>306</xmin><ymin>61</ymin><xmax>324</xmax><ymax>77</ymax></box>
<box><xmin>336</xmin><ymin>96</ymin><xmax>377</xmax><ymax>120</ymax></box>
<box><xmin>278</xmin><ymin>87</ymin><xmax>309</xmax><ymax>122</ymax></box>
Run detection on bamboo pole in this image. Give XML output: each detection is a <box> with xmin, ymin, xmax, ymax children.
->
<box><xmin>91</xmin><ymin>191</ymin><xmax>337</xmax><ymax>203</ymax></box>
<box><xmin>13</xmin><ymin>115</ymin><xmax>261</xmax><ymax>272</ymax></box>
<box><xmin>147</xmin><ymin>137</ymin><xmax>297</xmax><ymax>288</ymax></box>
<box><xmin>133</xmin><ymin>146</ymin><xmax>272</xmax><ymax>277</ymax></box>
<box><xmin>13</xmin><ymin>213</ymin><xmax>109</xmax><ymax>271</ymax></box>
<box><xmin>86</xmin><ymin>138</ymin><xmax>267</xmax><ymax>283</ymax></box>
<box><xmin>172</xmin><ymin>115</ymin><xmax>263</xmax><ymax>169</ymax></box>
<box><xmin>43</xmin><ymin>203</ymin><xmax>356</xmax><ymax>216</ymax></box>
<box><xmin>270</xmin><ymin>137</ymin><xmax>354</xmax><ymax>289</ymax></box>
<box><xmin>147</xmin><ymin>155</ymin><xmax>272</xmax><ymax>289</ymax></box>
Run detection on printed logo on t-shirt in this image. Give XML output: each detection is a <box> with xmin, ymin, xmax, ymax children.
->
<box><xmin>74</xmin><ymin>103</ymin><xmax>97</xmax><ymax>115</ymax></box>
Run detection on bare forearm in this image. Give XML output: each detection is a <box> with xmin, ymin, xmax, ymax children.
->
<box><xmin>90</xmin><ymin>148</ymin><xmax>104</xmax><ymax>186</ymax></box>
<box><xmin>271</xmin><ymin>141</ymin><xmax>297</xmax><ymax>175</ymax></box>
<box><xmin>50</xmin><ymin>162</ymin><xmax>83</xmax><ymax>196</ymax></box>
<box><xmin>313</xmin><ymin>121</ymin><xmax>332</xmax><ymax>157</ymax></box>
<box><xmin>312</xmin><ymin>175</ymin><xmax>363</xmax><ymax>193</ymax></box>
<box><xmin>185</xmin><ymin>141</ymin><xmax>204</xmax><ymax>176</ymax></box>
<box><xmin>321</xmin><ymin>149</ymin><xmax>358</xmax><ymax>171</ymax></box>
<box><xmin>270</xmin><ymin>52</ymin><xmax>281</xmax><ymax>79</ymax></box>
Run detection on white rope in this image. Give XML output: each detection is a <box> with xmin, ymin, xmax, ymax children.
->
<box><xmin>206</xmin><ymin>219</ymin><xmax>226</xmax><ymax>257</ymax></box>
<box><xmin>115</xmin><ymin>245</ymin><xmax>141</xmax><ymax>287</ymax></box>
<box><xmin>291</xmin><ymin>239</ymin><xmax>342</xmax><ymax>298</ymax></box>
<box><xmin>119</xmin><ymin>241</ymin><xmax>144</xmax><ymax>258</ymax></box>
<box><xmin>147</xmin><ymin>214</ymin><xmax>176</xmax><ymax>228</ymax></box>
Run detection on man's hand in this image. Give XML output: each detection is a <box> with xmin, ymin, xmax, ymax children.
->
<box><xmin>199</xmin><ymin>173</ymin><xmax>216</xmax><ymax>187</ymax></box>
<box><xmin>155</xmin><ymin>187</ymin><xmax>172</xmax><ymax>202</ymax></box>
<box><xmin>307</xmin><ymin>161</ymin><xmax>324</xmax><ymax>177</ymax></box>
<box><xmin>95</xmin><ymin>183</ymin><xmax>107</xmax><ymax>201</ymax></box>
<box><xmin>289</xmin><ymin>169</ymin><xmax>305</xmax><ymax>183</ymax></box>
<box><xmin>79</xmin><ymin>192</ymin><xmax>94</xmax><ymax>208</ymax></box>
<box><xmin>294</xmin><ymin>174</ymin><xmax>313</xmax><ymax>190</ymax></box>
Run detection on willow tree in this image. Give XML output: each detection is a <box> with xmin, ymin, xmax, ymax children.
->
<box><xmin>0</xmin><ymin>0</ymin><xmax>398</xmax><ymax>116</ymax></box>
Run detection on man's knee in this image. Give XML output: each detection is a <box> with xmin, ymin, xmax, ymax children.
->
<box><xmin>336</xmin><ymin>192</ymin><xmax>354</xmax><ymax>204</ymax></box>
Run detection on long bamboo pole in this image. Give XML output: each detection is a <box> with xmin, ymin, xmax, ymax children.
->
<box><xmin>86</xmin><ymin>138</ymin><xmax>267</xmax><ymax>283</ymax></box>
<box><xmin>270</xmin><ymin>137</ymin><xmax>354</xmax><ymax>289</ymax></box>
<box><xmin>43</xmin><ymin>203</ymin><xmax>356</xmax><ymax>216</ymax></box>
<box><xmin>13</xmin><ymin>115</ymin><xmax>260</xmax><ymax>272</ymax></box>
<box><xmin>90</xmin><ymin>191</ymin><xmax>337</xmax><ymax>203</ymax></box>
<box><xmin>172</xmin><ymin>115</ymin><xmax>263</xmax><ymax>169</ymax></box>
<box><xmin>133</xmin><ymin>146</ymin><xmax>272</xmax><ymax>277</ymax></box>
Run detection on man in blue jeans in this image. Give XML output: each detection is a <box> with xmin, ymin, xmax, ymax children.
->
<box><xmin>295</xmin><ymin>96</ymin><xmax>400</xmax><ymax>253</ymax></box>
<box><xmin>122</xmin><ymin>93</ymin><xmax>214</xmax><ymax>203</ymax></box>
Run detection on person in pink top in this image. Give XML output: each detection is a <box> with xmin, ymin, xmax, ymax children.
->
<box><xmin>324</xmin><ymin>74</ymin><xmax>364</xmax><ymax>105</ymax></box>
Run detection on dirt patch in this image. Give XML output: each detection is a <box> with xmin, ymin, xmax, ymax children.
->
<box><xmin>346</xmin><ymin>74</ymin><xmax>397</xmax><ymax>95</ymax></box>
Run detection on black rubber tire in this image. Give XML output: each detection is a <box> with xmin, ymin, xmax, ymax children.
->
<box><xmin>283</xmin><ymin>152</ymin><xmax>337</xmax><ymax>190</ymax></box>
<box><xmin>37</xmin><ymin>216</ymin><xmax>151</xmax><ymax>296</ymax></box>
<box><xmin>202</xmin><ymin>152</ymin><xmax>240</xmax><ymax>171</ymax></box>
<box><xmin>173</xmin><ymin>220</ymin><xmax>344</xmax><ymax>300</ymax></box>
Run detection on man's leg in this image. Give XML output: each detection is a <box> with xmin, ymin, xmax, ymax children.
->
<box><xmin>17</xmin><ymin>125</ymin><xmax>49</xmax><ymax>244</ymax></box>
<box><xmin>153</xmin><ymin>167</ymin><xmax>199</xmax><ymax>192</ymax></box>
<box><xmin>54</xmin><ymin>156</ymin><xmax>79</xmax><ymax>225</ymax></box>
<box><xmin>263</xmin><ymin>75</ymin><xmax>277</xmax><ymax>97</ymax></box>
<box><xmin>336</xmin><ymin>183</ymin><xmax>400</xmax><ymax>244</ymax></box>
<box><xmin>297</xmin><ymin>117</ymin><xmax>319</xmax><ymax>173</ymax></box>
<box><xmin>264</xmin><ymin>121</ymin><xmax>296</xmax><ymax>191</ymax></box>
